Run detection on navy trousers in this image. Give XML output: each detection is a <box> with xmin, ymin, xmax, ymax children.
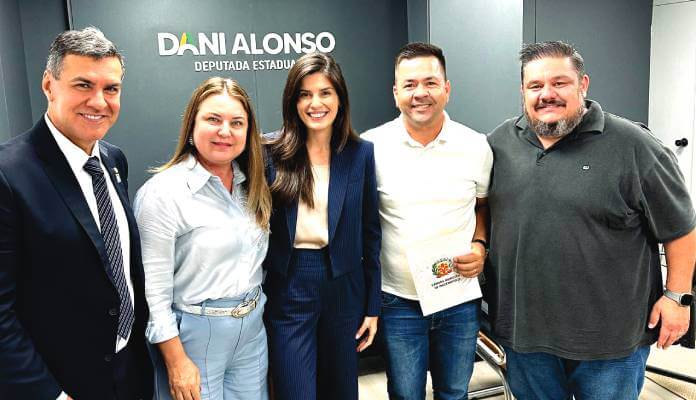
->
<box><xmin>113</xmin><ymin>338</ymin><xmax>150</xmax><ymax>400</ymax></box>
<box><xmin>264</xmin><ymin>248</ymin><xmax>364</xmax><ymax>400</ymax></box>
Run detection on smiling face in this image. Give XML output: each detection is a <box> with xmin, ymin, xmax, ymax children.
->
<box><xmin>522</xmin><ymin>56</ymin><xmax>589</xmax><ymax>137</ymax></box>
<box><xmin>42</xmin><ymin>54</ymin><xmax>123</xmax><ymax>154</ymax></box>
<box><xmin>192</xmin><ymin>93</ymin><xmax>248</xmax><ymax>172</ymax></box>
<box><xmin>296</xmin><ymin>72</ymin><xmax>340</xmax><ymax>137</ymax></box>
<box><xmin>393</xmin><ymin>56</ymin><xmax>450</xmax><ymax>133</ymax></box>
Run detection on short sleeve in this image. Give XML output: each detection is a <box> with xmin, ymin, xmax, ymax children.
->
<box><xmin>639</xmin><ymin>150</ymin><xmax>696</xmax><ymax>243</ymax></box>
<box><xmin>476</xmin><ymin>137</ymin><xmax>494</xmax><ymax>198</ymax></box>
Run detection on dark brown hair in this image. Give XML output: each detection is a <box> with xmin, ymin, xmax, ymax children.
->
<box><xmin>157</xmin><ymin>77</ymin><xmax>271</xmax><ymax>229</ymax></box>
<box><xmin>394</xmin><ymin>42</ymin><xmax>447</xmax><ymax>80</ymax></box>
<box><xmin>267</xmin><ymin>52</ymin><xmax>358</xmax><ymax>207</ymax></box>
<box><xmin>519</xmin><ymin>41</ymin><xmax>585</xmax><ymax>81</ymax></box>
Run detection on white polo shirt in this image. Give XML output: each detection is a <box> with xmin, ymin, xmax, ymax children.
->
<box><xmin>362</xmin><ymin>113</ymin><xmax>493</xmax><ymax>299</ymax></box>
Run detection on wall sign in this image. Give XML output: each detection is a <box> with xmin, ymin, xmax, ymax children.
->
<box><xmin>157</xmin><ymin>31</ymin><xmax>336</xmax><ymax>72</ymax></box>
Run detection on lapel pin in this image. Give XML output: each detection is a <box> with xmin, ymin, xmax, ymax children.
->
<box><xmin>113</xmin><ymin>167</ymin><xmax>122</xmax><ymax>183</ymax></box>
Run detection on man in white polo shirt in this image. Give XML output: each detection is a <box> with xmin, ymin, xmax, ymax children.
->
<box><xmin>362</xmin><ymin>42</ymin><xmax>492</xmax><ymax>400</ymax></box>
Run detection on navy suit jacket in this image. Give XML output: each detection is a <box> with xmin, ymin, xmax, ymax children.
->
<box><xmin>264</xmin><ymin>137</ymin><xmax>382</xmax><ymax>316</ymax></box>
<box><xmin>0</xmin><ymin>119</ymin><xmax>153</xmax><ymax>399</ymax></box>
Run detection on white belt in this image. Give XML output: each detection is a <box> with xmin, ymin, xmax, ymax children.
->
<box><xmin>174</xmin><ymin>288</ymin><xmax>260</xmax><ymax>318</ymax></box>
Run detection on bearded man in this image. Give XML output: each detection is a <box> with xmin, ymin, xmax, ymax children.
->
<box><xmin>486</xmin><ymin>41</ymin><xmax>695</xmax><ymax>400</ymax></box>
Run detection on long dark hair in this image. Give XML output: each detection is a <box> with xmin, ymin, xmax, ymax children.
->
<box><xmin>268</xmin><ymin>52</ymin><xmax>358</xmax><ymax>207</ymax></box>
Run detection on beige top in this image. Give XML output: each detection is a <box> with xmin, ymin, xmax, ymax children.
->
<box><xmin>294</xmin><ymin>164</ymin><xmax>330</xmax><ymax>249</ymax></box>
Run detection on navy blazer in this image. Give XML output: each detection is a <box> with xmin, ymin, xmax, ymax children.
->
<box><xmin>0</xmin><ymin>119</ymin><xmax>153</xmax><ymax>399</ymax></box>
<box><xmin>264</xmin><ymin>137</ymin><xmax>382</xmax><ymax>316</ymax></box>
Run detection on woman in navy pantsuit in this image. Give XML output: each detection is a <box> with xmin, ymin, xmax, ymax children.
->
<box><xmin>263</xmin><ymin>52</ymin><xmax>381</xmax><ymax>400</ymax></box>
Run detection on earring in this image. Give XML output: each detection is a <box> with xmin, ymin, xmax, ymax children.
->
<box><xmin>188</xmin><ymin>136</ymin><xmax>194</xmax><ymax>146</ymax></box>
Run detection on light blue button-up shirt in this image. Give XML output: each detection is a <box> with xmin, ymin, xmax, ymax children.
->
<box><xmin>134</xmin><ymin>155</ymin><xmax>268</xmax><ymax>344</ymax></box>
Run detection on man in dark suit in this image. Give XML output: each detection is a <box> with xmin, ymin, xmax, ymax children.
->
<box><xmin>0</xmin><ymin>27</ymin><xmax>153</xmax><ymax>400</ymax></box>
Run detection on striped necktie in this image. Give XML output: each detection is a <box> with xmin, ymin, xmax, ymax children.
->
<box><xmin>83</xmin><ymin>156</ymin><xmax>134</xmax><ymax>340</ymax></box>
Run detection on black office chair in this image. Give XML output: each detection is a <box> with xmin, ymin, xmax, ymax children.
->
<box><xmin>469</xmin><ymin>321</ymin><xmax>513</xmax><ymax>399</ymax></box>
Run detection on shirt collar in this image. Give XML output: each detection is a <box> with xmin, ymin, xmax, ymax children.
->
<box><xmin>45</xmin><ymin>113</ymin><xmax>102</xmax><ymax>175</ymax></box>
<box><xmin>183</xmin><ymin>154</ymin><xmax>246</xmax><ymax>194</ymax></box>
<box><xmin>574</xmin><ymin>100</ymin><xmax>605</xmax><ymax>134</ymax></box>
<box><xmin>398</xmin><ymin>111</ymin><xmax>452</xmax><ymax>147</ymax></box>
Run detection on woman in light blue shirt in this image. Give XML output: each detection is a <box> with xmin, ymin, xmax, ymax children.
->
<box><xmin>134</xmin><ymin>77</ymin><xmax>272</xmax><ymax>400</ymax></box>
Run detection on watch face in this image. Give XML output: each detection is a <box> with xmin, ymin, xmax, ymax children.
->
<box><xmin>681</xmin><ymin>294</ymin><xmax>694</xmax><ymax>306</ymax></box>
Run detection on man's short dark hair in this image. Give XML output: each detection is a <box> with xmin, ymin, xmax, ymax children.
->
<box><xmin>394</xmin><ymin>42</ymin><xmax>447</xmax><ymax>80</ymax></box>
<box><xmin>46</xmin><ymin>26</ymin><xmax>124</xmax><ymax>79</ymax></box>
<box><xmin>519</xmin><ymin>41</ymin><xmax>584</xmax><ymax>82</ymax></box>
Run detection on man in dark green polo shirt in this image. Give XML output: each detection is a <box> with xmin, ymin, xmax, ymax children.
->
<box><xmin>487</xmin><ymin>41</ymin><xmax>696</xmax><ymax>400</ymax></box>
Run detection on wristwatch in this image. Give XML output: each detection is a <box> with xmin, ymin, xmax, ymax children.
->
<box><xmin>663</xmin><ymin>289</ymin><xmax>694</xmax><ymax>307</ymax></box>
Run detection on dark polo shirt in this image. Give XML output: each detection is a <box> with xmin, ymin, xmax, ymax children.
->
<box><xmin>486</xmin><ymin>100</ymin><xmax>695</xmax><ymax>360</ymax></box>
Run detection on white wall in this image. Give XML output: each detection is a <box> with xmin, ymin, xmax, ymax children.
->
<box><xmin>649</xmin><ymin>0</ymin><xmax>696</xmax><ymax>196</ymax></box>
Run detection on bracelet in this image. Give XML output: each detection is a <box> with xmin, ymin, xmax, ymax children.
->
<box><xmin>472</xmin><ymin>239</ymin><xmax>488</xmax><ymax>249</ymax></box>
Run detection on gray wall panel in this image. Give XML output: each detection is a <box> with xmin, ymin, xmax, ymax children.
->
<box><xmin>0</xmin><ymin>54</ymin><xmax>9</xmax><ymax>142</ymax></box>
<box><xmin>69</xmin><ymin>0</ymin><xmax>408</xmax><ymax>192</ymax></box>
<box><xmin>533</xmin><ymin>0</ymin><xmax>652</xmax><ymax>123</ymax></box>
<box><xmin>19</xmin><ymin>0</ymin><xmax>68</xmax><ymax>122</ymax></box>
<box><xmin>430</xmin><ymin>0</ymin><xmax>524</xmax><ymax>133</ymax></box>
<box><xmin>522</xmin><ymin>0</ymin><xmax>535</xmax><ymax>44</ymax></box>
<box><xmin>0</xmin><ymin>0</ymin><xmax>33</xmax><ymax>138</ymax></box>
<box><xmin>407</xmin><ymin>0</ymin><xmax>429</xmax><ymax>43</ymax></box>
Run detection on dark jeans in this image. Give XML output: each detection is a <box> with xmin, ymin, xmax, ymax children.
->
<box><xmin>504</xmin><ymin>345</ymin><xmax>650</xmax><ymax>400</ymax></box>
<box><xmin>379</xmin><ymin>292</ymin><xmax>479</xmax><ymax>400</ymax></box>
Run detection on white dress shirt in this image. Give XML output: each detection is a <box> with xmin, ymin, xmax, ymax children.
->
<box><xmin>362</xmin><ymin>113</ymin><xmax>493</xmax><ymax>299</ymax></box>
<box><xmin>134</xmin><ymin>155</ymin><xmax>269</xmax><ymax>344</ymax></box>
<box><xmin>45</xmin><ymin>114</ymin><xmax>134</xmax><ymax>352</ymax></box>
